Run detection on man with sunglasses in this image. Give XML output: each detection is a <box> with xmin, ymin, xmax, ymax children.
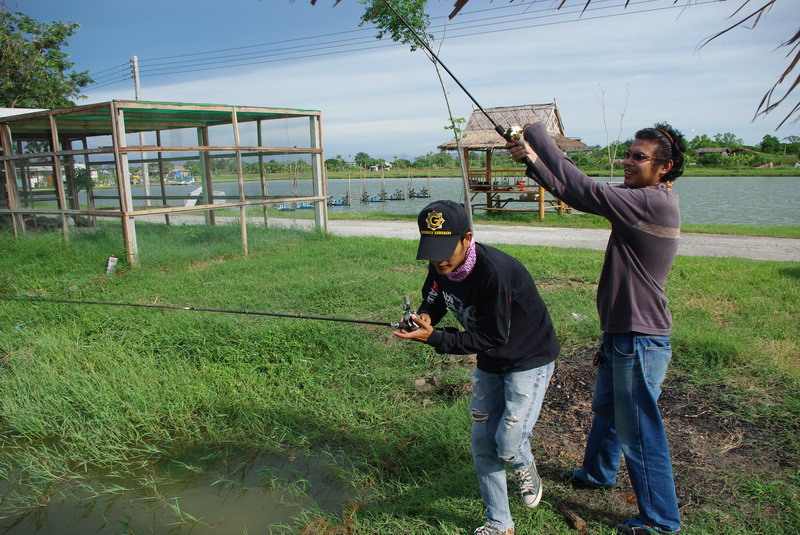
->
<box><xmin>507</xmin><ymin>122</ymin><xmax>686</xmax><ymax>535</ymax></box>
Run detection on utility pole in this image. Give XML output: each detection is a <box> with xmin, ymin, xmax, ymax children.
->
<box><xmin>130</xmin><ymin>56</ymin><xmax>151</xmax><ymax>206</ymax></box>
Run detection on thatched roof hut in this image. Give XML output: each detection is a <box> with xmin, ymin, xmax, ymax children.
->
<box><xmin>438</xmin><ymin>103</ymin><xmax>587</xmax><ymax>218</ymax></box>
<box><xmin>437</xmin><ymin>103</ymin><xmax>588</xmax><ymax>153</ymax></box>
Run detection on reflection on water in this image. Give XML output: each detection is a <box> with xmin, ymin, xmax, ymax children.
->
<box><xmin>0</xmin><ymin>449</ymin><xmax>351</xmax><ymax>535</ymax></box>
<box><xmin>104</xmin><ymin>175</ymin><xmax>799</xmax><ymax>227</ymax></box>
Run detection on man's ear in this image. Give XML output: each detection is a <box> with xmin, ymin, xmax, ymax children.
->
<box><xmin>659</xmin><ymin>159</ymin><xmax>674</xmax><ymax>177</ymax></box>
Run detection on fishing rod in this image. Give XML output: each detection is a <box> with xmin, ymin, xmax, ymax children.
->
<box><xmin>3</xmin><ymin>295</ymin><xmax>420</xmax><ymax>331</ymax></box>
<box><xmin>379</xmin><ymin>0</ymin><xmax>554</xmax><ymax>192</ymax></box>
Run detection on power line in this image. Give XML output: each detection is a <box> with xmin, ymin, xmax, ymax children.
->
<box><xmin>84</xmin><ymin>0</ymin><xmax>720</xmax><ymax>88</ymax></box>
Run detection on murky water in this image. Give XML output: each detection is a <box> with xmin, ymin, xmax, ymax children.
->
<box><xmin>0</xmin><ymin>450</ymin><xmax>351</xmax><ymax>535</ymax></box>
<box><xmin>104</xmin><ymin>175</ymin><xmax>799</xmax><ymax>226</ymax></box>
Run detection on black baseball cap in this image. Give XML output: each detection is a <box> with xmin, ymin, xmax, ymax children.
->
<box><xmin>416</xmin><ymin>200</ymin><xmax>471</xmax><ymax>261</ymax></box>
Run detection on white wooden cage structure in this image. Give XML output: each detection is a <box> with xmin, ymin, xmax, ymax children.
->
<box><xmin>0</xmin><ymin>100</ymin><xmax>329</xmax><ymax>264</ymax></box>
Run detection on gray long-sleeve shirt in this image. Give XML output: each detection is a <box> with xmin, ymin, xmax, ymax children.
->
<box><xmin>523</xmin><ymin>123</ymin><xmax>680</xmax><ymax>335</ymax></box>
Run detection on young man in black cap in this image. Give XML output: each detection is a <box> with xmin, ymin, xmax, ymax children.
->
<box><xmin>394</xmin><ymin>199</ymin><xmax>560</xmax><ymax>535</ymax></box>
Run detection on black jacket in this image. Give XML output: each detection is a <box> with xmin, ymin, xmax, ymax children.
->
<box><xmin>418</xmin><ymin>243</ymin><xmax>559</xmax><ymax>373</ymax></box>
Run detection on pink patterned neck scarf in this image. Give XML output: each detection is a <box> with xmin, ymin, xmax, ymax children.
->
<box><xmin>447</xmin><ymin>240</ymin><xmax>477</xmax><ymax>282</ymax></box>
<box><xmin>649</xmin><ymin>181</ymin><xmax>674</xmax><ymax>193</ymax></box>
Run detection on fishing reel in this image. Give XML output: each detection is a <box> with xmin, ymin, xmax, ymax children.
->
<box><xmin>391</xmin><ymin>295</ymin><xmax>419</xmax><ymax>331</ymax></box>
<box><xmin>497</xmin><ymin>125</ymin><xmax>523</xmax><ymax>141</ymax></box>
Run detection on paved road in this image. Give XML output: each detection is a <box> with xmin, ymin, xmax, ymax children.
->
<box><xmin>140</xmin><ymin>215</ymin><xmax>800</xmax><ymax>262</ymax></box>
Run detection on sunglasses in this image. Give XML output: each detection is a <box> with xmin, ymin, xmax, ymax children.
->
<box><xmin>623</xmin><ymin>150</ymin><xmax>670</xmax><ymax>162</ymax></box>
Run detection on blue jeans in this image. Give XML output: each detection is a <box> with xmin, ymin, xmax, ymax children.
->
<box><xmin>577</xmin><ymin>332</ymin><xmax>680</xmax><ymax>533</ymax></box>
<box><xmin>470</xmin><ymin>362</ymin><xmax>555</xmax><ymax>531</ymax></box>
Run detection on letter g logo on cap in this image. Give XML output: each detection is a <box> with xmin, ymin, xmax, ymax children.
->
<box><xmin>426</xmin><ymin>211</ymin><xmax>445</xmax><ymax>231</ymax></box>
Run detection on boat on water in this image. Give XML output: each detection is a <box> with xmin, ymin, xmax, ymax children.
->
<box><xmin>276</xmin><ymin>203</ymin><xmax>295</xmax><ymax>211</ymax></box>
<box><xmin>409</xmin><ymin>187</ymin><xmax>430</xmax><ymax>198</ymax></box>
<box><xmin>296</xmin><ymin>201</ymin><xmax>314</xmax><ymax>209</ymax></box>
<box><xmin>328</xmin><ymin>194</ymin><xmax>351</xmax><ymax>206</ymax></box>
<box><xmin>360</xmin><ymin>192</ymin><xmax>387</xmax><ymax>203</ymax></box>
<box><xmin>388</xmin><ymin>188</ymin><xmax>406</xmax><ymax>201</ymax></box>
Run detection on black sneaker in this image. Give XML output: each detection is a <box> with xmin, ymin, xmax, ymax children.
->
<box><xmin>559</xmin><ymin>470</ymin><xmax>614</xmax><ymax>490</ymax></box>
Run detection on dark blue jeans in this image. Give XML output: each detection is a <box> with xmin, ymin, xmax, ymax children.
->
<box><xmin>577</xmin><ymin>332</ymin><xmax>681</xmax><ymax>533</ymax></box>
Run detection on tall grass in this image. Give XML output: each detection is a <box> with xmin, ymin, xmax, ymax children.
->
<box><xmin>1</xmin><ymin>225</ymin><xmax>798</xmax><ymax>533</ymax></box>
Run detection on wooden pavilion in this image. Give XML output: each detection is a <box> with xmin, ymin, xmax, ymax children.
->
<box><xmin>438</xmin><ymin>102</ymin><xmax>588</xmax><ymax>218</ymax></box>
<box><xmin>0</xmin><ymin>100</ymin><xmax>328</xmax><ymax>264</ymax></box>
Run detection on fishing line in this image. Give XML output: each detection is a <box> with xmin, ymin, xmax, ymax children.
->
<box><xmin>379</xmin><ymin>0</ymin><xmax>555</xmax><ymax>193</ymax></box>
<box><xmin>2</xmin><ymin>296</ymin><xmax>417</xmax><ymax>330</ymax></box>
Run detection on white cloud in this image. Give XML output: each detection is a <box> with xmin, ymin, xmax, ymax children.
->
<box><xmin>84</xmin><ymin>0</ymin><xmax>799</xmax><ymax>158</ymax></box>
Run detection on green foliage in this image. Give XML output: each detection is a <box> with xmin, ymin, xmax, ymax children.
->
<box><xmin>688</xmin><ymin>134</ymin><xmax>719</xmax><ymax>151</ymax></box>
<box><xmin>714</xmin><ymin>132</ymin><xmax>744</xmax><ymax>148</ymax></box>
<box><xmin>0</xmin><ymin>7</ymin><xmax>92</xmax><ymax>108</ymax></box>
<box><xmin>444</xmin><ymin>117</ymin><xmax>466</xmax><ymax>140</ymax></box>
<box><xmin>759</xmin><ymin>134</ymin><xmax>782</xmax><ymax>154</ymax></box>
<box><xmin>358</xmin><ymin>0</ymin><xmax>431</xmax><ymax>51</ymax></box>
<box><xmin>70</xmin><ymin>166</ymin><xmax>93</xmax><ymax>192</ymax></box>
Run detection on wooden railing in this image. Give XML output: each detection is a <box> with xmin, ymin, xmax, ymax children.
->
<box><xmin>467</xmin><ymin>169</ymin><xmax>571</xmax><ymax>220</ymax></box>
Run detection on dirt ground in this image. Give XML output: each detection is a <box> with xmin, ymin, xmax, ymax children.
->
<box><xmin>540</xmin><ymin>348</ymin><xmax>796</xmax><ymax>531</ymax></box>
<box><xmin>419</xmin><ymin>348</ymin><xmax>798</xmax><ymax>532</ymax></box>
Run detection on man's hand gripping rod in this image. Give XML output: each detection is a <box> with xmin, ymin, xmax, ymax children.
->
<box><xmin>379</xmin><ymin>0</ymin><xmax>555</xmax><ymax>193</ymax></box>
<box><xmin>392</xmin><ymin>295</ymin><xmax>419</xmax><ymax>331</ymax></box>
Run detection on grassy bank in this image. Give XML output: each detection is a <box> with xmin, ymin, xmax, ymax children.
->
<box><xmin>1</xmin><ymin>226</ymin><xmax>798</xmax><ymax>534</ymax></box>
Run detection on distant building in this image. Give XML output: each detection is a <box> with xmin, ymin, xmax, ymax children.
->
<box><xmin>437</xmin><ymin>102</ymin><xmax>588</xmax><ymax>155</ymax></box>
<box><xmin>696</xmin><ymin>147</ymin><xmax>760</xmax><ymax>157</ymax></box>
<box><xmin>437</xmin><ymin>102</ymin><xmax>586</xmax><ymax>218</ymax></box>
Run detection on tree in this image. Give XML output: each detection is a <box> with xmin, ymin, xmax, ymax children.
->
<box><xmin>688</xmin><ymin>134</ymin><xmax>718</xmax><ymax>151</ymax></box>
<box><xmin>759</xmin><ymin>134</ymin><xmax>782</xmax><ymax>153</ymax></box>
<box><xmin>0</xmin><ymin>5</ymin><xmax>92</xmax><ymax>108</ymax></box>
<box><xmin>713</xmin><ymin>132</ymin><xmax>743</xmax><ymax>148</ymax></box>
<box><xmin>353</xmin><ymin>151</ymin><xmax>376</xmax><ymax>169</ymax></box>
<box><xmin>357</xmin><ymin>0</ymin><xmax>431</xmax><ymax>50</ymax></box>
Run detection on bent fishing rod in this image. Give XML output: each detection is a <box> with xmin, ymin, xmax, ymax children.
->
<box><xmin>379</xmin><ymin>0</ymin><xmax>554</xmax><ymax>193</ymax></box>
<box><xmin>3</xmin><ymin>295</ymin><xmax>419</xmax><ymax>331</ymax></box>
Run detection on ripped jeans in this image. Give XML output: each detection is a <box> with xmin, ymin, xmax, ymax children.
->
<box><xmin>470</xmin><ymin>362</ymin><xmax>555</xmax><ymax>531</ymax></box>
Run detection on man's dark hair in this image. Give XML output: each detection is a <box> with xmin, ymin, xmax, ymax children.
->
<box><xmin>635</xmin><ymin>122</ymin><xmax>686</xmax><ymax>182</ymax></box>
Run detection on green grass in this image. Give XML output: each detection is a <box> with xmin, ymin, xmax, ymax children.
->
<box><xmin>0</xmin><ymin>225</ymin><xmax>798</xmax><ymax>533</ymax></box>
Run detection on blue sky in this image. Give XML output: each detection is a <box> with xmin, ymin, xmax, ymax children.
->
<box><xmin>15</xmin><ymin>0</ymin><xmax>799</xmax><ymax>159</ymax></box>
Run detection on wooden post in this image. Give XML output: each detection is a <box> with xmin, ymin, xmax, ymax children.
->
<box><xmin>538</xmin><ymin>185</ymin><xmax>545</xmax><ymax>221</ymax></box>
<box><xmin>0</xmin><ymin>124</ymin><xmax>24</xmax><ymax>235</ymax></box>
<box><xmin>80</xmin><ymin>137</ymin><xmax>97</xmax><ymax>227</ymax></box>
<box><xmin>48</xmin><ymin>116</ymin><xmax>70</xmax><ymax>240</ymax></box>
<box><xmin>231</xmin><ymin>109</ymin><xmax>248</xmax><ymax>255</ymax></box>
<box><xmin>198</xmin><ymin>126</ymin><xmax>215</xmax><ymax>226</ymax></box>
<box><xmin>257</xmin><ymin>119</ymin><xmax>269</xmax><ymax>228</ymax></box>
<box><xmin>17</xmin><ymin>141</ymin><xmax>30</xmax><ymax>209</ymax></box>
<box><xmin>110</xmin><ymin>103</ymin><xmax>139</xmax><ymax>265</ymax></box>
<box><xmin>155</xmin><ymin>130</ymin><xmax>170</xmax><ymax>225</ymax></box>
<box><xmin>309</xmin><ymin>115</ymin><xmax>328</xmax><ymax>233</ymax></box>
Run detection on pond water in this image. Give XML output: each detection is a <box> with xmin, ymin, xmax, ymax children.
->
<box><xmin>0</xmin><ymin>450</ymin><xmax>351</xmax><ymax>535</ymax></box>
<box><xmin>115</xmin><ymin>175</ymin><xmax>800</xmax><ymax>227</ymax></box>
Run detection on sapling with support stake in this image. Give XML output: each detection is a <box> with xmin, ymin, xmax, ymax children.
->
<box><xmin>372</xmin><ymin>0</ymin><xmax>556</xmax><ymax>194</ymax></box>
